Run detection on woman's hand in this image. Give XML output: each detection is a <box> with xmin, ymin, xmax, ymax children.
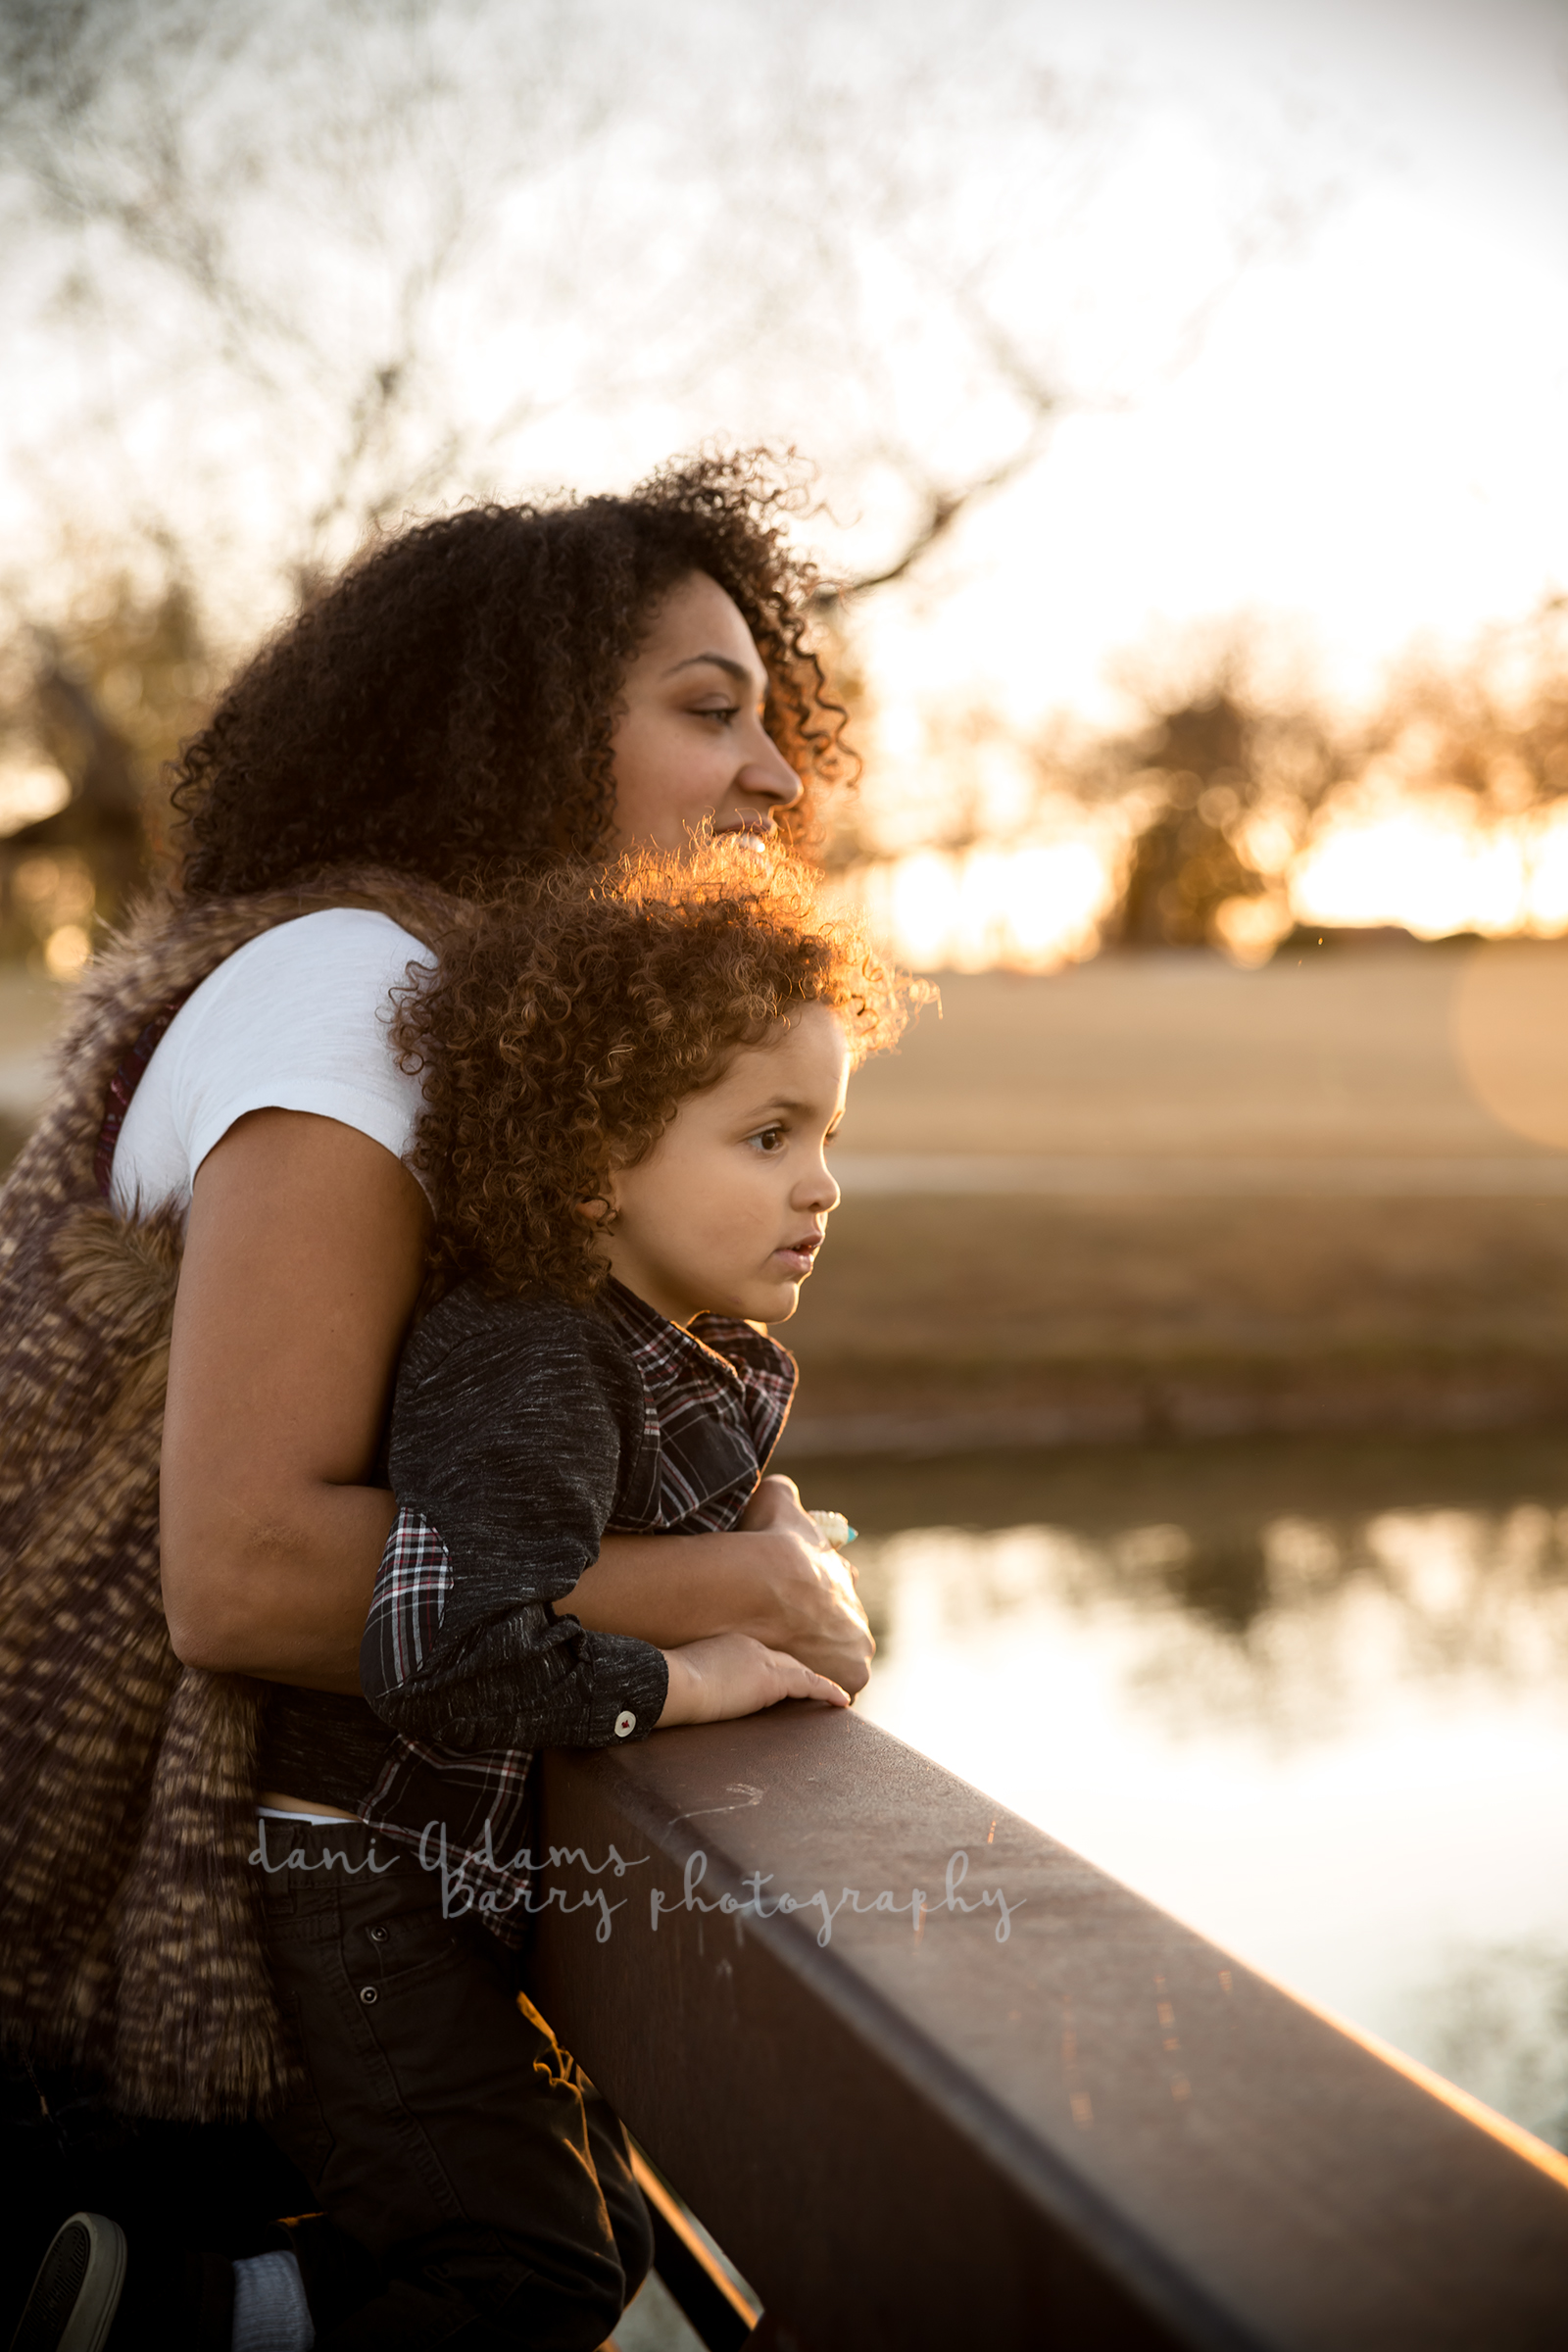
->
<box><xmin>569</xmin><ymin>1486</ymin><xmax>875</xmax><ymax>1696</ymax></box>
<box><xmin>738</xmin><ymin>1474</ymin><xmax>873</xmax><ymax>1686</ymax></box>
<box><xmin>740</xmin><ymin>1472</ymin><xmax>838</xmax><ymax>1544</ymax></box>
<box><xmin>656</xmin><ymin>1633</ymin><xmax>850</xmax><ymax>1728</ymax></box>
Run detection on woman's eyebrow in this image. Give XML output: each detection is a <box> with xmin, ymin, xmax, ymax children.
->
<box><xmin>662</xmin><ymin>652</ymin><xmax>756</xmax><ymax>684</ymax></box>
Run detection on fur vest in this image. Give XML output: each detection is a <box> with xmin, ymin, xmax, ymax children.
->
<box><xmin>0</xmin><ymin>869</ymin><xmax>455</xmax><ymax>2120</ymax></box>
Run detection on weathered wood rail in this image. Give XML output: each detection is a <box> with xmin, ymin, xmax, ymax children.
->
<box><xmin>530</xmin><ymin>1705</ymin><xmax>1568</xmax><ymax>2350</ymax></box>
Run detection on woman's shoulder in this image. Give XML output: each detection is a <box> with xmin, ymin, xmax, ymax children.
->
<box><xmin>206</xmin><ymin>906</ymin><xmax>433</xmax><ymax>998</ymax></box>
<box><xmin>159</xmin><ymin>908</ymin><xmax>433</xmax><ymax>1066</ymax></box>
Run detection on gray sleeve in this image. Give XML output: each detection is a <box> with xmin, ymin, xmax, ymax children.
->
<box><xmin>361</xmin><ymin>1299</ymin><xmax>669</xmax><ymax>1749</ymax></box>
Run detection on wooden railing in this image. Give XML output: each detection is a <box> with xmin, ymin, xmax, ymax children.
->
<box><xmin>530</xmin><ymin>1705</ymin><xmax>1568</xmax><ymax>2350</ymax></box>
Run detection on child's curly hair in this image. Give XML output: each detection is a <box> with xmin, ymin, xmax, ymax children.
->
<box><xmin>394</xmin><ymin>844</ymin><xmax>927</xmax><ymax>1303</ymax></box>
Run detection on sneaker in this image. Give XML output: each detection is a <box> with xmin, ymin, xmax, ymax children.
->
<box><xmin>8</xmin><ymin>2213</ymin><xmax>126</xmax><ymax>2352</ymax></box>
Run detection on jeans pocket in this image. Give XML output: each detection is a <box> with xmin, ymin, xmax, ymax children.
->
<box><xmin>357</xmin><ymin>1898</ymin><xmax>469</xmax><ymax>1995</ymax></box>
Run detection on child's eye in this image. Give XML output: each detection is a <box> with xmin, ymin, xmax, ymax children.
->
<box><xmin>696</xmin><ymin>704</ymin><xmax>740</xmax><ymax>725</ymax></box>
<box><xmin>748</xmin><ymin>1126</ymin><xmax>787</xmax><ymax>1154</ymax></box>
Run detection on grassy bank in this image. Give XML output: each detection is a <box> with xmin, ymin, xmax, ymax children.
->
<box><xmin>777</xmin><ymin>1191</ymin><xmax>1568</xmax><ymax>1453</ymax></box>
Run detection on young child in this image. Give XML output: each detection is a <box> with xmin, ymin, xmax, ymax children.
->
<box><xmin>253</xmin><ymin>845</ymin><xmax>922</xmax><ymax>2351</ymax></box>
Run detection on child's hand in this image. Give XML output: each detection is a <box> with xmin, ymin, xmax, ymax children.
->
<box><xmin>655</xmin><ymin>1632</ymin><xmax>851</xmax><ymax>1729</ymax></box>
<box><xmin>741</xmin><ymin>1473</ymin><xmax>824</xmax><ymax>1544</ymax></box>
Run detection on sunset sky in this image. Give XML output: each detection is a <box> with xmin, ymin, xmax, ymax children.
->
<box><xmin>861</xmin><ymin>0</ymin><xmax>1568</xmax><ymax>727</ymax></box>
<box><xmin>837</xmin><ymin>0</ymin><xmax>1568</xmax><ymax>956</ymax></box>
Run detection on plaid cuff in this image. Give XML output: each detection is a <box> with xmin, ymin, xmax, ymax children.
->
<box><xmin>363</xmin><ymin>1504</ymin><xmax>450</xmax><ymax>1699</ymax></box>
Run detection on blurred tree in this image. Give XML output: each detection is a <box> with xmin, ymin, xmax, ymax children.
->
<box><xmin>808</xmin><ymin>328</ymin><xmax>1063</xmax><ymax>873</ymax></box>
<box><xmin>1358</xmin><ymin>599</ymin><xmax>1568</xmax><ymax>828</ymax></box>
<box><xmin>1052</xmin><ymin>650</ymin><xmax>1347</xmax><ymax>954</ymax></box>
<box><xmin>1114</xmin><ymin>697</ymin><xmax>1270</xmax><ymax>951</ymax></box>
<box><xmin>0</xmin><ymin>582</ymin><xmax>210</xmax><ymax>966</ymax></box>
<box><xmin>1046</xmin><ymin>603</ymin><xmax>1568</xmax><ymax>958</ymax></box>
<box><xmin>0</xmin><ymin>0</ymin><xmax>1326</xmax><ymax>620</ymax></box>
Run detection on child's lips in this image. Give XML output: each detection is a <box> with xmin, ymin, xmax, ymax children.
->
<box><xmin>774</xmin><ymin>1236</ymin><xmax>823</xmax><ymax>1274</ymax></box>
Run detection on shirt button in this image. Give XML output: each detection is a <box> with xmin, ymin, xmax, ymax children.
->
<box><xmin>368</xmin><ymin>1927</ymin><xmax>389</xmax><ymax>1944</ymax></box>
<box><xmin>613</xmin><ymin>1710</ymin><xmax>637</xmax><ymax>1740</ymax></box>
<box><xmin>360</xmin><ymin>1986</ymin><xmax>378</xmax><ymax>2005</ymax></box>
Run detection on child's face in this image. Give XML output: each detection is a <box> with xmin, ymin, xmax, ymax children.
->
<box><xmin>601</xmin><ymin>1003</ymin><xmax>850</xmax><ymax>1327</ymax></box>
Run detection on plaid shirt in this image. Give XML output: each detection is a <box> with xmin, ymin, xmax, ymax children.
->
<box><xmin>357</xmin><ymin>1278</ymin><xmax>796</xmax><ymax>1936</ymax></box>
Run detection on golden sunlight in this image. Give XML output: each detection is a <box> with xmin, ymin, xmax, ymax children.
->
<box><xmin>1295</xmin><ymin>806</ymin><xmax>1568</xmax><ymax>944</ymax></box>
<box><xmin>846</xmin><ymin>806</ymin><xmax>1568</xmax><ymax>978</ymax></box>
<box><xmin>833</xmin><ymin>840</ymin><xmax>1115</xmax><ymax>975</ymax></box>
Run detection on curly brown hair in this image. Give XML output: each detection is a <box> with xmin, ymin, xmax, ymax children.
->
<box><xmin>171</xmin><ymin>451</ymin><xmax>852</xmax><ymax>898</ymax></box>
<box><xmin>393</xmin><ymin>844</ymin><xmax>926</xmax><ymax>1304</ymax></box>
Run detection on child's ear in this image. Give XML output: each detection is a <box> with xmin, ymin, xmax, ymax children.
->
<box><xmin>576</xmin><ymin>1187</ymin><xmax>617</xmax><ymax>1230</ymax></box>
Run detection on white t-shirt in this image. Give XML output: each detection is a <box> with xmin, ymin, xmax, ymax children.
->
<box><xmin>110</xmin><ymin>908</ymin><xmax>435</xmax><ymax>1214</ymax></box>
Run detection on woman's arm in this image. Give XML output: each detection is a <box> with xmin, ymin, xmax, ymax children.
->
<box><xmin>161</xmin><ymin>1108</ymin><xmax>430</xmax><ymax>1690</ymax></box>
<box><xmin>161</xmin><ymin>1111</ymin><xmax>875</xmax><ymax>1694</ymax></box>
<box><xmin>579</xmin><ymin>1477</ymin><xmax>874</xmax><ymax>1695</ymax></box>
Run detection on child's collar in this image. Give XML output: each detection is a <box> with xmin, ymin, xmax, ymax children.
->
<box><xmin>603</xmin><ymin>1274</ymin><xmax>742</xmax><ymax>1382</ymax></box>
<box><xmin>603</xmin><ymin>1275</ymin><xmax>793</xmax><ymax>1392</ymax></box>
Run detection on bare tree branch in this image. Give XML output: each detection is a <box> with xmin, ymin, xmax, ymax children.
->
<box><xmin>0</xmin><ymin>0</ymin><xmax>1343</xmax><ymax>662</ymax></box>
<box><xmin>817</xmin><ymin>418</ymin><xmax>1058</xmax><ymax>609</ymax></box>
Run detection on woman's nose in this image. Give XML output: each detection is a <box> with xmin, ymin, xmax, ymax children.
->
<box><xmin>738</xmin><ymin>724</ymin><xmax>803</xmax><ymax>808</ymax></box>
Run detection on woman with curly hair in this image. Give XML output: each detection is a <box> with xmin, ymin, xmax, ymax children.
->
<box><xmin>0</xmin><ymin>455</ymin><xmax>878</xmax><ymax>2351</ymax></box>
<box><xmin>241</xmin><ymin>848</ymin><xmax>918</xmax><ymax>2349</ymax></box>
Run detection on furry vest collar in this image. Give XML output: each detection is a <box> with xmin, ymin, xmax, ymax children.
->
<box><xmin>0</xmin><ymin>869</ymin><xmax>455</xmax><ymax>2120</ymax></box>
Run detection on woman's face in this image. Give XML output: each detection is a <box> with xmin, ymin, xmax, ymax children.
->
<box><xmin>609</xmin><ymin>571</ymin><xmax>803</xmax><ymax>853</ymax></box>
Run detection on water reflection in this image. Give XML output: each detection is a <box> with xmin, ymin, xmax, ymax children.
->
<box><xmin>1416</xmin><ymin>1940</ymin><xmax>1568</xmax><ymax>2153</ymax></box>
<box><xmin>867</xmin><ymin>1499</ymin><xmax>1568</xmax><ymax>1742</ymax></box>
<box><xmin>799</xmin><ymin>1434</ymin><xmax>1568</xmax><ymax>2151</ymax></box>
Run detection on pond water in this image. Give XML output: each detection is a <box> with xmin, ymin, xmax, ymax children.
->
<box><xmin>789</xmin><ymin>1433</ymin><xmax>1568</xmax><ymax>2153</ymax></box>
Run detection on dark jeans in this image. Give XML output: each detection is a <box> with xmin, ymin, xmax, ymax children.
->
<box><xmin>254</xmin><ymin>1816</ymin><xmax>652</xmax><ymax>2349</ymax></box>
